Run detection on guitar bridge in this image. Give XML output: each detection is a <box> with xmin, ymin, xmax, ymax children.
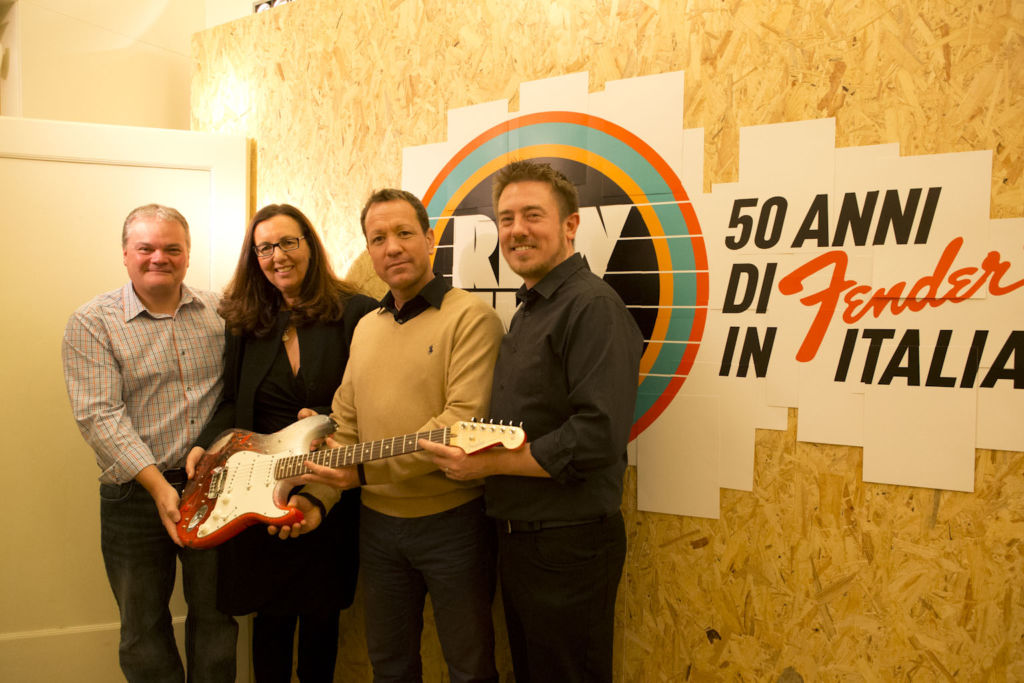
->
<box><xmin>208</xmin><ymin>467</ymin><xmax>226</xmax><ymax>498</ymax></box>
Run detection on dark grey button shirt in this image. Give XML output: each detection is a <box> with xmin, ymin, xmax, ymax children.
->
<box><xmin>486</xmin><ymin>253</ymin><xmax>644</xmax><ymax>522</ymax></box>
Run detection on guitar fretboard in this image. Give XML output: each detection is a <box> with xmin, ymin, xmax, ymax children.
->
<box><xmin>273</xmin><ymin>426</ymin><xmax>451</xmax><ymax>480</ymax></box>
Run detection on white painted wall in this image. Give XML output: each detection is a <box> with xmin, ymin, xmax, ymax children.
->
<box><xmin>0</xmin><ymin>3</ymin><xmax>259</xmax><ymax>680</ymax></box>
<box><xmin>205</xmin><ymin>0</ymin><xmax>254</xmax><ymax>30</ymax></box>
<box><xmin>0</xmin><ymin>0</ymin><xmax>256</xmax><ymax>127</ymax></box>
<box><xmin>0</xmin><ymin>115</ymin><xmax>249</xmax><ymax>682</ymax></box>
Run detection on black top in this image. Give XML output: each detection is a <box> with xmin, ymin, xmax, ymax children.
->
<box><xmin>379</xmin><ymin>274</ymin><xmax>450</xmax><ymax>323</ymax></box>
<box><xmin>197</xmin><ymin>294</ymin><xmax>379</xmax><ymax>445</ymax></box>
<box><xmin>485</xmin><ymin>254</ymin><xmax>644</xmax><ymax>522</ymax></box>
<box><xmin>195</xmin><ymin>294</ymin><xmax>378</xmax><ymax>615</ymax></box>
<box><xmin>252</xmin><ymin>340</ymin><xmax>308</xmax><ymax>433</ymax></box>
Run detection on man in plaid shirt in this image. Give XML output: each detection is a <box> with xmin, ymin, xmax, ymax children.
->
<box><xmin>62</xmin><ymin>204</ymin><xmax>237</xmax><ymax>682</ymax></box>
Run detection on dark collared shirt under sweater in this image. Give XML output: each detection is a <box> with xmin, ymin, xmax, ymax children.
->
<box><xmin>486</xmin><ymin>253</ymin><xmax>644</xmax><ymax>522</ymax></box>
<box><xmin>380</xmin><ymin>274</ymin><xmax>451</xmax><ymax>322</ymax></box>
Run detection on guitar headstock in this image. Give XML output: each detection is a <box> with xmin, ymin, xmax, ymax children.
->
<box><xmin>450</xmin><ymin>420</ymin><xmax>526</xmax><ymax>454</ymax></box>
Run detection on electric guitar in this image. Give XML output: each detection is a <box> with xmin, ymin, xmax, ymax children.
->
<box><xmin>177</xmin><ymin>414</ymin><xmax>525</xmax><ymax>548</ymax></box>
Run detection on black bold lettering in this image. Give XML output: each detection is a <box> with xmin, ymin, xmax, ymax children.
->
<box><xmin>924</xmin><ymin>330</ymin><xmax>956</xmax><ymax>387</ymax></box>
<box><xmin>860</xmin><ymin>329</ymin><xmax>896</xmax><ymax>383</ymax></box>
<box><xmin>754</xmin><ymin>197</ymin><xmax>787</xmax><ymax>249</ymax></box>
<box><xmin>915</xmin><ymin>187</ymin><xmax>941</xmax><ymax>244</ymax></box>
<box><xmin>980</xmin><ymin>331</ymin><xmax>1024</xmax><ymax>388</ymax></box>
<box><xmin>960</xmin><ymin>330</ymin><xmax>988</xmax><ymax>388</ymax></box>
<box><xmin>833</xmin><ymin>190</ymin><xmax>879</xmax><ymax>247</ymax></box>
<box><xmin>874</xmin><ymin>188</ymin><xmax>922</xmax><ymax>245</ymax></box>
<box><xmin>726</xmin><ymin>199</ymin><xmax>758</xmax><ymax>250</ymax></box>
<box><xmin>723</xmin><ymin>264</ymin><xmax>760</xmax><ymax>313</ymax></box>
<box><xmin>755</xmin><ymin>263</ymin><xmax>777</xmax><ymax>313</ymax></box>
<box><xmin>791</xmin><ymin>194</ymin><xmax>829</xmax><ymax>248</ymax></box>
<box><xmin>878</xmin><ymin>329</ymin><xmax>921</xmax><ymax>385</ymax></box>
<box><xmin>735</xmin><ymin>327</ymin><xmax>776</xmax><ymax>377</ymax></box>
<box><xmin>834</xmin><ymin>328</ymin><xmax>858</xmax><ymax>381</ymax></box>
<box><xmin>720</xmin><ymin>326</ymin><xmax>739</xmax><ymax>376</ymax></box>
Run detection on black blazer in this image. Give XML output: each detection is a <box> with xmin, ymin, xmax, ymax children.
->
<box><xmin>197</xmin><ymin>294</ymin><xmax>378</xmax><ymax>445</ymax></box>
<box><xmin>196</xmin><ymin>293</ymin><xmax>378</xmax><ymax>616</ymax></box>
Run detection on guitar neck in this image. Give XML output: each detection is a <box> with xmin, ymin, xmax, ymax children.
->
<box><xmin>273</xmin><ymin>426</ymin><xmax>451</xmax><ymax>480</ymax></box>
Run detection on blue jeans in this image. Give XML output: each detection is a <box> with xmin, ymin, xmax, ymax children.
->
<box><xmin>360</xmin><ymin>498</ymin><xmax>497</xmax><ymax>683</ymax></box>
<box><xmin>100</xmin><ymin>480</ymin><xmax>238</xmax><ymax>683</ymax></box>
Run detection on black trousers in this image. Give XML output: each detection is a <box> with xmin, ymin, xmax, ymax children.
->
<box><xmin>360</xmin><ymin>500</ymin><xmax>498</xmax><ymax>683</ymax></box>
<box><xmin>497</xmin><ymin>513</ymin><xmax>626</xmax><ymax>683</ymax></box>
<box><xmin>251</xmin><ymin>611</ymin><xmax>340</xmax><ymax>683</ymax></box>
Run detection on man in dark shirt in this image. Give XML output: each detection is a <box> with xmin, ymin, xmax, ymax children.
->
<box><xmin>421</xmin><ymin>160</ymin><xmax>643</xmax><ymax>682</ymax></box>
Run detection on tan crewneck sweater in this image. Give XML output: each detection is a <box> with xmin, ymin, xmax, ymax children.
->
<box><xmin>318</xmin><ymin>287</ymin><xmax>504</xmax><ymax>518</ymax></box>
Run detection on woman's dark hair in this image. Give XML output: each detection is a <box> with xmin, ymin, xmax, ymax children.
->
<box><xmin>219</xmin><ymin>204</ymin><xmax>362</xmax><ymax>336</ymax></box>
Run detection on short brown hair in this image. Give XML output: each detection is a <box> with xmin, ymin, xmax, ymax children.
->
<box><xmin>122</xmin><ymin>204</ymin><xmax>190</xmax><ymax>248</ymax></box>
<box><xmin>491</xmin><ymin>160</ymin><xmax>579</xmax><ymax>220</ymax></box>
<box><xmin>359</xmin><ymin>189</ymin><xmax>430</xmax><ymax>234</ymax></box>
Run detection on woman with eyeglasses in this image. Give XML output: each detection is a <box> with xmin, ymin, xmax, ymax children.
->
<box><xmin>188</xmin><ymin>203</ymin><xmax>377</xmax><ymax>682</ymax></box>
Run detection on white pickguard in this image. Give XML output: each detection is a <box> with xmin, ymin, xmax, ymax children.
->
<box><xmin>194</xmin><ymin>414</ymin><xmax>333</xmax><ymax>540</ymax></box>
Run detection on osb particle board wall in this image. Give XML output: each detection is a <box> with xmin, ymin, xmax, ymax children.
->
<box><xmin>192</xmin><ymin>0</ymin><xmax>1023</xmax><ymax>679</ymax></box>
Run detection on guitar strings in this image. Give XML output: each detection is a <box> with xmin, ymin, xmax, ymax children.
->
<box><xmin>273</xmin><ymin>426</ymin><xmax>451</xmax><ymax>479</ymax></box>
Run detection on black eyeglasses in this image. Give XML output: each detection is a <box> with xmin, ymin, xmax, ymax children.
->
<box><xmin>253</xmin><ymin>236</ymin><xmax>305</xmax><ymax>259</ymax></box>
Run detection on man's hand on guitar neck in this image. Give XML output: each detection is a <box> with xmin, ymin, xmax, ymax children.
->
<box><xmin>299</xmin><ymin>435</ymin><xmax>361</xmax><ymax>490</ymax></box>
<box><xmin>419</xmin><ymin>439</ymin><xmax>550</xmax><ymax>481</ymax></box>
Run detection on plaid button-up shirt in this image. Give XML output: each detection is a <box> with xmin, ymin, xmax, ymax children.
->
<box><xmin>62</xmin><ymin>282</ymin><xmax>225</xmax><ymax>484</ymax></box>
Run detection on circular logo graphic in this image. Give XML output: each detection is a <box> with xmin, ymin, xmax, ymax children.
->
<box><xmin>422</xmin><ymin>111</ymin><xmax>708</xmax><ymax>438</ymax></box>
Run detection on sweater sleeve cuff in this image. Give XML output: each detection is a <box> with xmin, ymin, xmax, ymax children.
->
<box><xmin>301</xmin><ymin>483</ymin><xmax>341</xmax><ymax>514</ymax></box>
<box><xmin>295</xmin><ymin>491</ymin><xmax>327</xmax><ymax>519</ymax></box>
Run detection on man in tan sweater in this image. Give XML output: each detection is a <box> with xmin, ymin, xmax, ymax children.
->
<box><xmin>304</xmin><ymin>189</ymin><xmax>503</xmax><ymax>682</ymax></box>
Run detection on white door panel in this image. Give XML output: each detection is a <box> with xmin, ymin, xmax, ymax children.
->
<box><xmin>0</xmin><ymin>116</ymin><xmax>249</xmax><ymax>682</ymax></box>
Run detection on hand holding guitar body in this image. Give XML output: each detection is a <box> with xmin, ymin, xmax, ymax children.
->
<box><xmin>184</xmin><ymin>409</ymin><xmax>326</xmax><ymax>541</ymax></box>
<box><xmin>266</xmin><ymin>493</ymin><xmax>322</xmax><ymax>539</ymax></box>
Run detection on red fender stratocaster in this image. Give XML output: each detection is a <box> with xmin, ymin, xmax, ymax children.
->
<box><xmin>177</xmin><ymin>414</ymin><xmax>525</xmax><ymax>548</ymax></box>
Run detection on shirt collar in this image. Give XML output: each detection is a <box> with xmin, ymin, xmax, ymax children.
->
<box><xmin>379</xmin><ymin>274</ymin><xmax>451</xmax><ymax>323</ymax></box>
<box><xmin>515</xmin><ymin>253</ymin><xmax>587</xmax><ymax>306</ymax></box>
<box><xmin>122</xmin><ymin>282</ymin><xmax>203</xmax><ymax>321</ymax></box>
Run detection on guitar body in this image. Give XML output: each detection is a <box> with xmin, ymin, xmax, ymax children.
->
<box><xmin>177</xmin><ymin>414</ymin><xmax>337</xmax><ymax>549</ymax></box>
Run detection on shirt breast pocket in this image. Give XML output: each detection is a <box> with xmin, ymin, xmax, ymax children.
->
<box><xmin>181</xmin><ymin>329</ymin><xmax>224</xmax><ymax>378</ymax></box>
<box><xmin>504</xmin><ymin>336</ymin><xmax>566</xmax><ymax>398</ymax></box>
